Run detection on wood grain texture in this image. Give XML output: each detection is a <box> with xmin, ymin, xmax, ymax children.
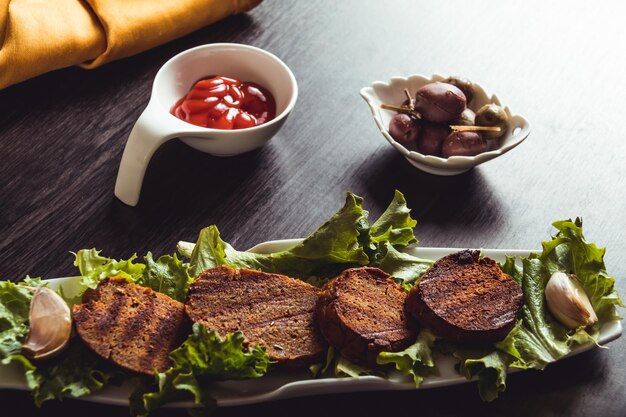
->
<box><xmin>1</xmin><ymin>0</ymin><xmax>625</xmax><ymax>415</ymax></box>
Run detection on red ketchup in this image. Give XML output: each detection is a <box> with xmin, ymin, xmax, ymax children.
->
<box><xmin>171</xmin><ymin>76</ymin><xmax>276</xmax><ymax>129</ymax></box>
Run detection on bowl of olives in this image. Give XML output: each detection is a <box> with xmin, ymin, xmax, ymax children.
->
<box><xmin>360</xmin><ymin>74</ymin><xmax>531</xmax><ymax>175</ymax></box>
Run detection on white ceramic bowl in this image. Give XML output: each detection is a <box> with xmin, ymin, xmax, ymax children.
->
<box><xmin>115</xmin><ymin>43</ymin><xmax>298</xmax><ymax>206</ymax></box>
<box><xmin>360</xmin><ymin>74</ymin><xmax>531</xmax><ymax>176</ymax></box>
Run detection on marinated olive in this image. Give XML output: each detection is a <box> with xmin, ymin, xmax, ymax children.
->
<box><xmin>417</xmin><ymin>123</ymin><xmax>450</xmax><ymax>156</ymax></box>
<box><xmin>414</xmin><ymin>82</ymin><xmax>466</xmax><ymax>123</ymax></box>
<box><xmin>442</xmin><ymin>76</ymin><xmax>474</xmax><ymax>104</ymax></box>
<box><xmin>475</xmin><ymin>104</ymin><xmax>508</xmax><ymax>139</ymax></box>
<box><xmin>388</xmin><ymin>113</ymin><xmax>420</xmax><ymax>147</ymax></box>
<box><xmin>441</xmin><ymin>131</ymin><xmax>487</xmax><ymax>157</ymax></box>
<box><xmin>451</xmin><ymin>108</ymin><xmax>476</xmax><ymax>126</ymax></box>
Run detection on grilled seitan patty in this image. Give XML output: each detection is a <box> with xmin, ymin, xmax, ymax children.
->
<box><xmin>185</xmin><ymin>266</ymin><xmax>327</xmax><ymax>368</ymax></box>
<box><xmin>406</xmin><ymin>249</ymin><xmax>523</xmax><ymax>344</ymax></box>
<box><xmin>316</xmin><ymin>267</ymin><xmax>417</xmax><ymax>367</ymax></box>
<box><xmin>73</xmin><ymin>277</ymin><xmax>187</xmax><ymax>376</ymax></box>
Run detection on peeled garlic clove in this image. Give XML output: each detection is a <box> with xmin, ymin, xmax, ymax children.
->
<box><xmin>545</xmin><ymin>271</ymin><xmax>598</xmax><ymax>329</ymax></box>
<box><xmin>22</xmin><ymin>287</ymin><xmax>72</xmax><ymax>360</ymax></box>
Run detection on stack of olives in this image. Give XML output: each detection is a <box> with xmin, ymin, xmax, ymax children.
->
<box><xmin>386</xmin><ymin>77</ymin><xmax>508</xmax><ymax>158</ymax></box>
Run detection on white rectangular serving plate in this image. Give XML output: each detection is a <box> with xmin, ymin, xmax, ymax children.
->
<box><xmin>0</xmin><ymin>242</ymin><xmax>622</xmax><ymax>408</ymax></box>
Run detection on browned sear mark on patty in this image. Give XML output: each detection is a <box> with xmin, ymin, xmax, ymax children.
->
<box><xmin>406</xmin><ymin>249</ymin><xmax>523</xmax><ymax>344</ymax></box>
<box><xmin>185</xmin><ymin>266</ymin><xmax>328</xmax><ymax>369</ymax></box>
<box><xmin>316</xmin><ymin>267</ymin><xmax>417</xmax><ymax>367</ymax></box>
<box><xmin>73</xmin><ymin>277</ymin><xmax>187</xmax><ymax>376</ymax></box>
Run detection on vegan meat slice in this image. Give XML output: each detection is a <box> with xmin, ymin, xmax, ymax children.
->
<box><xmin>316</xmin><ymin>267</ymin><xmax>417</xmax><ymax>367</ymax></box>
<box><xmin>406</xmin><ymin>249</ymin><xmax>523</xmax><ymax>344</ymax></box>
<box><xmin>185</xmin><ymin>266</ymin><xmax>327</xmax><ymax>368</ymax></box>
<box><xmin>73</xmin><ymin>277</ymin><xmax>187</xmax><ymax>376</ymax></box>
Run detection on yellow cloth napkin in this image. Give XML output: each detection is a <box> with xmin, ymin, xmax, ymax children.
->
<box><xmin>0</xmin><ymin>0</ymin><xmax>262</xmax><ymax>89</ymax></box>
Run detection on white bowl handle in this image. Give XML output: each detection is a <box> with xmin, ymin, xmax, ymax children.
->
<box><xmin>114</xmin><ymin>104</ymin><xmax>180</xmax><ymax>206</ymax></box>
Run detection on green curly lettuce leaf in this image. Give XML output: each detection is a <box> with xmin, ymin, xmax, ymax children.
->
<box><xmin>186</xmin><ymin>191</ymin><xmax>422</xmax><ymax>284</ymax></box>
<box><xmin>135</xmin><ymin>253</ymin><xmax>193</xmax><ymax>302</ymax></box>
<box><xmin>18</xmin><ymin>276</ymin><xmax>47</xmax><ymax>288</ymax></box>
<box><xmin>309</xmin><ymin>347</ymin><xmax>336</xmax><ymax>377</ymax></box>
<box><xmin>437</xmin><ymin>339</ymin><xmax>513</xmax><ymax>403</ymax></box>
<box><xmin>73</xmin><ymin>250</ymin><xmax>192</xmax><ymax>302</ymax></box>
<box><xmin>306</xmin><ymin>346</ymin><xmax>376</xmax><ymax>379</ymax></box>
<box><xmin>10</xmin><ymin>343</ymin><xmax>118</xmax><ymax>406</ymax></box>
<box><xmin>73</xmin><ymin>249</ymin><xmax>145</xmax><ymax>290</ymax></box>
<box><xmin>169</xmin><ymin>324</ymin><xmax>270</xmax><ymax>379</ymax></box>
<box><xmin>0</xmin><ymin>281</ymin><xmax>33</xmax><ymax>363</ymax></box>
<box><xmin>457</xmin><ymin>350</ymin><xmax>513</xmax><ymax>402</ymax></box>
<box><xmin>371</xmin><ymin>191</ymin><xmax>417</xmax><ymax>244</ymax></box>
<box><xmin>308</xmin><ymin>347</ymin><xmax>375</xmax><ymax>379</ymax></box>
<box><xmin>188</xmin><ymin>193</ymin><xmax>370</xmax><ymax>279</ymax></box>
<box><xmin>129</xmin><ymin>366</ymin><xmax>210</xmax><ymax>417</ymax></box>
<box><xmin>493</xmin><ymin>321</ymin><xmax>524</xmax><ymax>367</ymax></box>
<box><xmin>334</xmin><ymin>357</ymin><xmax>373</xmax><ymax>378</ymax></box>
<box><xmin>377</xmin><ymin>329</ymin><xmax>438</xmax><ymax>387</ymax></box>
<box><xmin>130</xmin><ymin>323</ymin><xmax>270</xmax><ymax>416</ymax></box>
<box><xmin>499</xmin><ymin>256</ymin><xmax>523</xmax><ymax>286</ymax></box>
<box><xmin>311</xmin><ymin>330</ymin><xmax>437</xmax><ymax>383</ymax></box>
<box><xmin>540</xmin><ymin>219</ymin><xmax>623</xmax><ymax>322</ymax></box>
<box><xmin>359</xmin><ymin>190</ymin><xmax>418</xmax><ymax>265</ymax></box>
<box><xmin>509</xmin><ymin>256</ymin><xmax>571</xmax><ymax>369</ymax></box>
<box><xmin>378</xmin><ymin>243</ymin><xmax>433</xmax><ymax>285</ymax></box>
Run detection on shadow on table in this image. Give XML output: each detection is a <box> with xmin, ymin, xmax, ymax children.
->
<box><xmin>108</xmin><ymin>138</ymin><xmax>279</xmax><ymax>232</ymax></box>
<box><xmin>360</xmin><ymin>149</ymin><xmax>507</xmax><ymax>236</ymax></box>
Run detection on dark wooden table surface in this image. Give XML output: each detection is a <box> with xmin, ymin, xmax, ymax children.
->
<box><xmin>1</xmin><ymin>1</ymin><xmax>625</xmax><ymax>416</ymax></box>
